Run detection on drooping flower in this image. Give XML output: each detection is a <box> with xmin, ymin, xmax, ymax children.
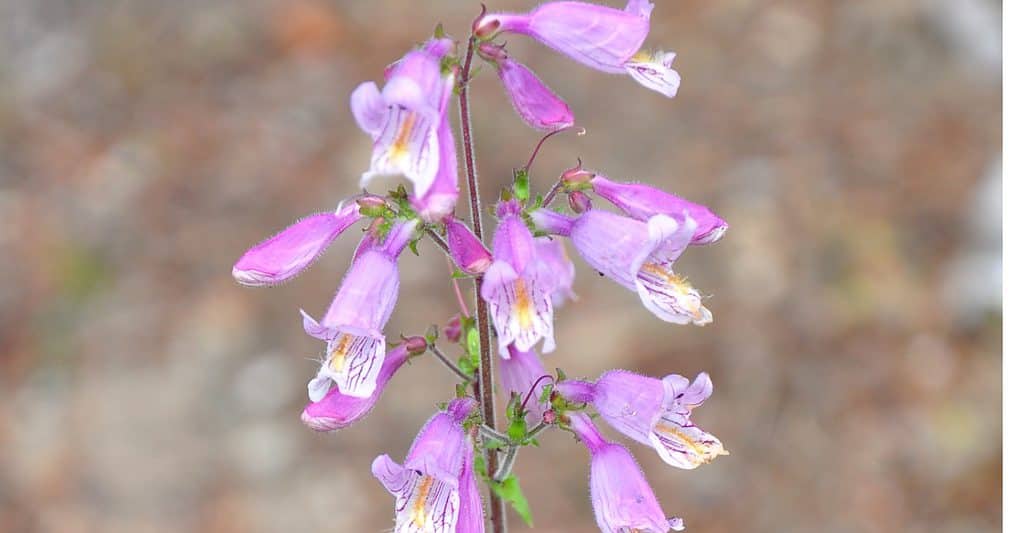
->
<box><xmin>372</xmin><ymin>398</ymin><xmax>478</xmax><ymax>533</ymax></box>
<box><xmin>534</xmin><ymin>236</ymin><xmax>577</xmax><ymax>307</ymax></box>
<box><xmin>410</xmin><ymin>113</ymin><xmax>460</xmax><ymax>222</ymax></box>
<box><xmin>232</xmin><ymin>199</ymin><xmax>364</xmax><ymax>287</ymax></box>
<box><xmin>301</xmin><ymin>342</ymin><xmax>411</xmax><ymax>431</ymax></box>
<box><xmin>446</xmin><ymin>216</ymin><xmax>493</xmax><ymax>275</ymax></box>
<box><xmin>560</xmin><ymin>371</ymin><xmax>727</xmax><ymax>469</ymax></box>
<box><xmin>482</xmin><ymin>201</ymin><xmax>557</xmax><ymax>358</ymax></box>
<box><xmin>352</xmin><ymin>38</ymin><xmax>458</xmax><ymax>213</ymax></box>
<box><xmin>456</xmin><ymin>433</ymin><xmax>485</xmax><ymax>533</ymax></box>
<box><xmin>497</xmin><ymin>345</ymin><xmax>548</xmax><ymax>424</ymax></box>
<box><xmin>532</xmin><ymin>208</ymin><xmax>712</xmax><ymax>325</ymax></box>
<box><xmin>568</xmin><ymin>413</ymin><xmax>686</xmax><ymax>533</ymax></box>
<box><xmin>590</xmin><ymin>175</ymin><xmax>728</xmax><ymax>245</ymax></box>
<box><xmin>305</xmin><ymin>219</ymin><xmax>418</xmax><ymax>401</ymax></box>
<box><xmin>474</xmin><ymin>1</ymin><xmax>680</xmax><ymax>97</ymax></box>
<box><xmin>477</xmin><ymin>42</ymin><xmax>574</xmax><ymax>131</ymax></box>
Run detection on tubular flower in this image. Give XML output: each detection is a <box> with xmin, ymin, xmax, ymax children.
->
<box><xmin>560</xmin><ymin>371</ymin><xmax>727</xmax><ymax>469</ymax></box>
<box><xmin>474</xmin><ymin>0</ymin><xmax>680</xmax><ymax>97</ymax></box>
<box><xmin>301</xmin><ymin>342</ymin><xmax>411</xmax><ymax>431</ymax></box>
<box><xmin>304</xmin><ymin>220</ymin><xmax>418</xmax><ymax>401</ymax></box>
<box><xmin>445</xmin><ymin>217</ymin><xmax>493</xmax><ymax>275</ymax></box>
<box><xmin>532</xmin><ymin>208</ymin><xmax>712</xmax><ymax>325</ymax></box>
<box><xmin>232</xmin><ymin>199</ymin><xmax>364</xmax><ymax>287</ymax></box>
<box><xmin>534</xmin><ymin>236</ymin><xmax>577</xmax><ymax>307</ymax></box>
<box><xmin>568</xmin><ymin>413</ymin><xmax>686</xmax><ymax>533</ymax></box>
<box><xmin>497</xmin><ymin>345</ymin><xmax>548</xmax><ymax>424</ymax></box>
<box><xmin>482</xmin><ymin>201</ymin><xmax>557</xmax><ymax>358</ymax></box>
<box><xmin>352</xmin><ymin>38</ymin><xmax>457</xmax><ymax>205</ymax></box>
<box><xmin>591</xmin><ymin>175</ymin><xmax>728</xmax><ymax>245</ymax></box>
<box><xmin>372</xmin><ymin>398</ymin><xmax>477</xmax><ymax>533</ymax></box>
<box><xmin>455</xmin><ymin>433</ymin><xmax>485</xmax><ymax>533</ymax></box>
<box><xmin>478</xmin><ymin>42</ymin><xmax>574</xmax><ymax>131</ymax></box>
<box><xmin>410</xmin><ymin>113</ymin><xmax>460</xmax><ymax>222</ymax></box>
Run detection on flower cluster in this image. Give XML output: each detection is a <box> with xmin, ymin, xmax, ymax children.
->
<box><xmin>234</xmin><ymin>2</ymin><xmax>728</xmax><ymax>532</ymax></box>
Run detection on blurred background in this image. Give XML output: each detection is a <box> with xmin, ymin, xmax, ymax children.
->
<box><xmin>0</xmin><ymin>0</ymin><xmax>1002</xmax><ymax>532</ymax></box>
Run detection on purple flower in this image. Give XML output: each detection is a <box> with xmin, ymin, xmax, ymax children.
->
<box><xmin>482</xmin><ymin>201</ymin><xmax>557</xmax><ymax>358</ymax></box>
<box><xmin>352</xmin><ymin>38</ymin><xmax>458</xmax><ymax>211</ymax></box>
<box><xmin>456</xmin><ymin>436</ymin><xmax>485</xmax><ymax>533</ymax></box>
<box><xmin>498</xmin><ymin>345</ymin><xmax>548</xmax><ymax>424</ymax></box>
<box><xmin>478</xmin><ymin>42</ymin><xmax>574</xmax><ymax>131</ymax></box>
<box><xmin>410</xmin><ymin>113</ymin><xmax>460</xmax><ymax>222</ymax></box>
<box><xmin>532</xmin><ymin>208</ymin><xmax>712</xmax><ymax>325</ymax></box>
<box><xmin>301</xmin><ymin>342</ymin><xmax>411</xmax><ymax>431</ymax></box>
<box><xmin>474</xmin><ymin>1</ymin><xmax>680</xmax><ymax>97</ymax></box>
<box><xmin>446</xmin><ymin>217</ymin><xmax>493</xmax><ymax>275</ymax></box>
<box><xmin>560</xmin><ymin>371</ymin><xmax>727</xmax><ymax>469</ymax></box>
<box><xmin>568</xmin><ymin>413</ymin><xmax>685</xmax><ymax>533</ymax></box>
<box><xmin>232</xmin><ymin>199</ymin><xmax>363</xmax><ymax>287</ymax></box>
<box><xmin>304</xmin><ymin>220</ymin><xmax>418</xmax><ymax>400</ymax></box>
<box><xmin>372</xmin><ymin>398</ymin><xmax>478</xmax><ymax>533</ymax></box>
<box><xmin>591</xmin><ymin>175</ymin><xmax>728</xmax><ymax>245</ymax></box>
<box><xmin>534</xmin><ymin>236</ymin><xmax>577</xmax><ymax>307</ymax></box>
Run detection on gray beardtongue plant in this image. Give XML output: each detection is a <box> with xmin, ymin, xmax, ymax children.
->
<box><xmin>233</xmin><ymin>2</ymin><xmax>729</xmax><ymax>532</ymax></box>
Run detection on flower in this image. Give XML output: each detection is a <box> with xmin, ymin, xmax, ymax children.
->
<box><xmin>372</xmin><ymin>398</ymin><xmax>479</xmax><ymax>533</ymax></box>
<box><xmin>478</xmin><ymin>42</ymin><xmax>574</xmax><ymax>131</ymax></box>
<box><xmin>534</xmin><ymin>236</ymin><xmax>577</xmax><ymax>307</ymax></box>
<box><xmin>568</xmin><ymin>413</ymin><xmax>685</xmax><ymax>533</ymax></box>
<box><xmin>446</xmin><ymin>217</ymin><xmax>493</xmax><ymax>275</ymax></box>
<box><xmin>531</xmin><ymin>208</ymin><xmax>712</xmax><ymax>325</ymax></box>
<box><xmin>474</xmin><ymin>1</ymin><xmax>680</xmax><ymax>97</ymax></box>
<box><xmin>482</xmin><ymin>201</ymin><xmax>557</xmax><ymax>357</ymax></box>
<box><xmin>591</xmin><ymin>175</ymin><xmax>728</xmax><ymax>245</ymax></box>
<box><xmin>352</xmin><ymin>38</ymin><xmax>458</xmax><ymax>211</ymax></box>
<box><xmin>560</xmin><ymin>371</ymin><xmax>727</xmax><ymax>469</ymax></box>
<box><xmin>456</xmin><ymin>435</ymin><xmax>485</xmax><ymax>533</ymax></box>
<box><xmin>497</xmin><ymin>345</ymin><xmax>548</xmax><ymax>424</ymax></box>
<box><xmin>232</xmin><ymin>199</ymin><xmax>363</xmax><ymax>287</ymax></box>
<box><xmin>304</xmin><ymin>220</ymin><xmax>418</xmax><ymax>401</ymax></box>
<box><xmin>410</xmin><ymin>113</ymin><xmax>460</xmax><ymax>222</ymax></box>
<box><xmin>301</xmin><ymin>341</ymin><xmax>413</xmax><ymax>431</ymax></box>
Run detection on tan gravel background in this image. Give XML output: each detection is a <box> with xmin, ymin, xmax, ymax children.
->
<box><xmin>0</xmin><ymin>0</ymin><xmax>1001</xmax><ymax>532</ymax></box>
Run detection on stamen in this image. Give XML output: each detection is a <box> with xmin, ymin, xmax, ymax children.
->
<box><xmin>329</xmin><ymin>334</ymin><xmax>354</xmax><ymax>371</ymax></box>
<box><xmin>513</xmin><ymin>278</ymin><xmax>534</xmax><ymax>327</ymax></box>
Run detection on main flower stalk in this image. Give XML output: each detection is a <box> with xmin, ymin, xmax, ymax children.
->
<box><xmin>458</xmin><ymin>32</ymin><xmax>507</xmax><ymax>533</ymax></box>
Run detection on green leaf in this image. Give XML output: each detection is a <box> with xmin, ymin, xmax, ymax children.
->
<box><xmin>474</xmin><ymin>451</ymin><xmax>488</xmax><ymax>477</ymax></box>
<box><xmin>539</xmin><ymin>384</ymin><xmax>553</xmax><ymax>405</ymax></box>
<box><xmin>457</xmin><ymin>355</ymin><xmax>478</xmax><ymax>375</ymax></box>
<box><xmin>507</xmin><ymin>418</ymin><xmax>527</xmax><ymax>442</ymax></box>
<box><xmin>555</xmin><ymin>367</ymin><xmax>567</xmax><ymax>383</ymax></box>
<box><xmin>490</xmin><ymin>476</ymin><xmax>533</xmax><ymax>527</ymax></box>
<box><xmin>513</xmin><ymin>168</ymin><xmax>530</xmax><ymax>202</ymax></box>
<box><xmin>483</xmin><ymin>439</ymin><xmax>506</xmax><ymax>450</ymax></box>
<box><xmin>466</xmin><ymin>327</ymin><xmax>481</xmax><ymax>365</ymax></box>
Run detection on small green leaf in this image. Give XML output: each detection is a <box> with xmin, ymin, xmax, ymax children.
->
<box><xmin>457</xmin><ymin>355</ymin><xmax>477</xmax><ymax>375</ymax></box>
<box><xmin>539</xmin><ymin>384</ymin><xmax>553</xmax><ymax>405</ymax></box>
<box><xmin>507</xmin><ymin>418</ymin><xmax>527</xmax><ymax>442</ymax></box>
<box><xmin>483</xmin><ymin>439</ymin><xmax>506</xmax><ymax>450</ymax></box>
<box><xmin>513</xmin><ymin>168</ymin><xmax>530</xmax><ymax>202</ymax></box>
<box><xmin>490</xmin><ymin>476</ymin><xmax>533</xmax><ymax>527</ymax></box>
<box><xmin>474</xmin><ymin>451</ymin><xmax>488</xmax><ymax>477</ymax></box>
<box><xmin>555</xmin><ymin>368</ymin><xmax>567</xmax><ymax>383</ymax></box>
<box><xmin>466</xmin><ymin>327</ymin><xmax>481</xmax><ymax>365</ymax></box>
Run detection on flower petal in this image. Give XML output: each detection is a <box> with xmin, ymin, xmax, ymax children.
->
<box><xmin>233</xmin><ymin>203</ymin><xmax>361</xmax><ymax>287</ymax></box>
<box><xmin>351</xmin><ymin>81</ymin><xmax>385</xmax><ymax>135</ymax></box>
<box><xmin>649</xmin><ymin>414</ymin><xmax>728</xmax><ymax>470</ymax></box>
<box><xmin>624</xmin><ymin>51</ymin><xmax>681</xmax><ymax>97</ymax></box>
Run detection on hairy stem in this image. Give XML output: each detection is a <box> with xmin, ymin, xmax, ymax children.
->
<box><xmin>428</xmin><ymin>344</ymin><xmax>474</xmax><ymax>382</ymax></box>
<box><xmin>458</xmin><ymin>33</ymin><xmax>507</xmax><ymax>533</ymax></box>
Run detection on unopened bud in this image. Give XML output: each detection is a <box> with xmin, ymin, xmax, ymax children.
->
<box><xmin>560</xmin><ymin>166</ymin><xmax>595</xmax><ymax>190</ymax></box>
<box><xmin>445</xmin><ymin>217</ymin><xmax>493</xmax><ymax>275</ymax></box>
<box><xmin>542</xmin><ymin>409</ymin><xmax>557</xmax><ymax>425</ymax></box>
<box><xmin>403</xmin><ymin>335</ymin><xmax>428</xmax><ymax>356</ymax></box>
<box><xmin>568</xmin><ymin>191</ymin><xmax>592</xmax><ymax>213</ymax></box>
<box><xmin>444</xmin><ymin>315</ymin><xmax>462</xmax><ymax>343</ymax></box>
<box><xmin>477</xmin><ymin>41</ymin><xmax>508</xmax><ymax>62</ymax></box>
<box><xmin>473</xmin><ymin>14</ymin><xmax>501</xmax><ymax>39</ymax></box>
<box><xmin>357</xmin><ymin>196</ymin><xmax>389</xmax><ymax>217</ymax></box>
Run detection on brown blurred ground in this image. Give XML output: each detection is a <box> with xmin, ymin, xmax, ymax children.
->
<box><xmin>0</xmin><ymin>0</ymin><xmax>1002</xmax><ymax>532</ymax></box>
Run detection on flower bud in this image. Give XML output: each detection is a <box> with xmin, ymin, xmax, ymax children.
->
<box><xmin>444</xmin><ymin>314</ymin><xmax>462</xmax><ymax>343</ymax></box>
<box><xmin>473</xmin><ymin>14</ymin><xmax>502</xmax><ymax>39</ymax></box>
<box><xmin>542</xmin><ymin>409</ymin><xmax>557</xmax><ymax>425</ymax></box>
<box><xmin>568</xmin><ymin>191</ymin><xmax>592</xmax><ymax>213</ymax></box>
<box><xmin>561</xmin><ymin>166</ymin><xmax>595</xmax><ymax>190</ymax></box>
<box><xmin>403</xmin><ymin>335</ymin><xmax>428</xmax><ymax>356</ymax></box>
<box><xmin>477</xmin><ymin>41</ymin><xmax>508</xmax><ymax>62</ymax></box>
<box><xmin>445</xmin><ymin>217</ymin><xmax>493</xmax><ymax>275</ymax></box>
